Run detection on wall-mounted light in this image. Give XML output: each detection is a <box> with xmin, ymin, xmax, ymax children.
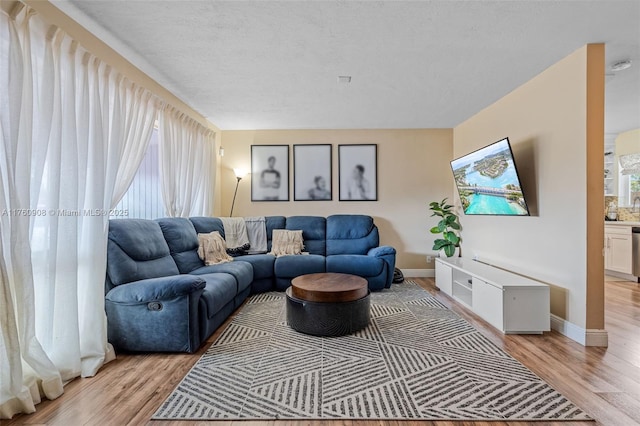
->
<box><xmin>611</xmin><ymin>59</ymin><xmax>632</xmax><ymax>72</ymax></box>
<box><xmin>219</xmin><ymin>147</ymin><xmax>225</xmax><ymax>157</ymax></box>
<box><xmin>230</xmin><ymin>168</ymin><xmax>247</xmax><ymax>217</ymax></box>
<box><xmin>619</xmin><ymin>153</ymin><xmax>640</xmax><ymax>175</ymax></box>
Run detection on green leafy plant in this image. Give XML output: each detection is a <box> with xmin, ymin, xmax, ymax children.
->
<box><xmin>429</xmin><ymin>198</ymin><xmax>462</xmax><ymax>257</ymax></box>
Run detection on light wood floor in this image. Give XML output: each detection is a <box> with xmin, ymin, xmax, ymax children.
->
<box><xmin>6</xmin><ymin>277</ymin><xmax>640</xmax><ymax>426</ymax></box>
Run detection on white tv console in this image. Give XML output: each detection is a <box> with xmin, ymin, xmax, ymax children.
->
<box><xmin>435</xmin><ymin>257</ymin><xmax>550</xmax><ymax>334</ymax></box>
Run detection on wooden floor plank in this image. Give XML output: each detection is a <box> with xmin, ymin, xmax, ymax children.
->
<box><xmin>5</xmin><ymin>277</ymin><xmax>640</xmax><ymax>426</ymax></box>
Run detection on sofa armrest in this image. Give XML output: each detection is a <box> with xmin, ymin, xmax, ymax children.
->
<box><xmin>106</xmin><ymin>275</ymin><xmax>205</xmax><ymax>304</ymax></box>
<box><xmin>368</xmin><ymin>246</ymin><xmax>396</xmax><ymax>288</ymax></box>
<box><xmin>105</xmin><ymin>275</ymin><xmax>205</xmax><ymax>353</ymax></box>
<box><xmin>367</xmin><ymin>246</ymin><xmax>396</xmax><ymax>258</ymax></box>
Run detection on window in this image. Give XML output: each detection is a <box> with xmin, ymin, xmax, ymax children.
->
<box><xmin>617</xmin><ymin>171</ymin><xmax>640</xmax><ymax>207</ymax></box>
<box><xmin>113</xmin><ymin>128</ymin><xmax>165</xmax><ymax>219</ymax></box>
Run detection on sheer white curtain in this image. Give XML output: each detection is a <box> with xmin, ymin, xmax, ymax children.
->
<box><xmin>0</xmin><ymin>7</ymin><xmax>63</xmax><ymax>418</ymax></box>
<box><xmin>159</xmin><ymin>108</ymin><xmax>216</xmax><ymax>217</ymax></box>
<box><xmin>1</xmin><ymin>5</ymin><xmax>158</xmax><ymax>418</ymax></box>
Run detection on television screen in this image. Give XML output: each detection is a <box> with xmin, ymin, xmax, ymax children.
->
<box><xmin>451</xmin><ymin>138</ymin><xmax>530</xmax><ymax>216</ymax></box>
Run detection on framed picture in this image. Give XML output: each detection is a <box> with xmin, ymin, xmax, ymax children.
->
<box><xmin>294</xmin><ymin>144</ymin><xmax>332</xmax><ymax>201</ymax></box>
<box><xmin>251</xmin><ymin>145</ymin><xmax>289</xmax><ymax>201</ymax></box>
<box><xmin>339</xmin><ymin>144</ymin><xmax>378</xmax><ymax>201</ymax></box>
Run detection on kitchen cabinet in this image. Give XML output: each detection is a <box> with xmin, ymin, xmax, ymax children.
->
<box><xmin>605</xmin><ymin>225</ymin><xmax>633</xmax><ymax>274</ymax></box>
<box><xmin>604</xmin><ymin>152</ymin><xmax>616</xmax><ymax>196</ymax></box>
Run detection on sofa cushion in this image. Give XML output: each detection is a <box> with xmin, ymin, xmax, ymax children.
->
<box><xmin>275</xmin><ymin>254</ymin><xmax>326</xmax><ymax>278</ymax></box>
<box><xmin>326</xmin><ymin>254</ymin><xmax>385</xmax><ymax>277</ymax></box>
<box><xmin>107</xmin><ymin>219</ymin><xmax>179</xmax><ymax>286</ymax></box>
<box><xmin>190</xmin><ymin>261</ymin><xmax>253</xmax><ymax>294</ymax></box>
<box><xmin>326</xmin><ymin>215</ymin><xmax>380</xmax><ymax>255</ymax></box>
<box><xmin>235</xmin><ymin>254</ymin><xmax>276</xmax><ymax>280</ymax></box>
<box><xmin>286</xmin><ymin>216</ymin><xmax>326</xmax><ymax>255</ymax></box>
<box><xmin>198</xmin><ymin>273</ymin><xmax>237</xmax><ymax>319</ymax></box>
<box><xmin>190</xmin><ymin>216</ymin><xmax>225</xmax><ymax>237</ymax></box>
<box><xmin>265</xmin><ymin>216</ymin><xmax>286</xmax><ymax>251</ymax></box>
<box><xmin>156</xmin><ymin>218</ymin><xmax>204</xmax><ymax>274</ymax></box>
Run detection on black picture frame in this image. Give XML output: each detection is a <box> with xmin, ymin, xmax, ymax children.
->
<box><xmin>339</xmin><ymin>144</ymin><xmax>378</xmax><ymax>201</ymax></box>
<box><xmin>251</xmin><ymin>145</ymin><xmax>289</xmax><ymax>201</ymax></box>
<box><xmin>293</xmin><ymin>144</ymin><xmax>332</xmax><ymax>201</ymax></box>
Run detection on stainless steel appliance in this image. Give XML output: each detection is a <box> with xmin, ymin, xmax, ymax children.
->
<box><xmin>632</xmin><ymin>227</ymin><xmax>640</xmax><ymax>278</ymax></box>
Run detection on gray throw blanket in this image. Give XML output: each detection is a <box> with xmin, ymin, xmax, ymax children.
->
<box><xmin>244</xmin><ymin>216</ymin><xmax>268</xmax><ymax>254</ymax></box>
<box><xmin>220</xmin><ymin>217</ymin><xmax>250</xmax><ymax>249</ymax></box>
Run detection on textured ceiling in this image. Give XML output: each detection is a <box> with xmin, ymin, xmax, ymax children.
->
<box><xmin>53</xmin><ymin>1</ymin><xmax>640</xmax><ymax>133</ymax></box>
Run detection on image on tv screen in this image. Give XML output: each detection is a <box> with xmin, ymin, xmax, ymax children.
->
<box><xmin>451</xmin><ymin>138</ymin><xmax>530</xmax><ymax>216</ymax></box>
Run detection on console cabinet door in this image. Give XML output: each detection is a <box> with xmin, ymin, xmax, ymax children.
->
<box><xmin>472</xmin><ymin>277</ymin><xmax>504</xmax><ymax>331</ymax></box>
<box><xmin>435</xmin><ymin>260</ymin><xmax>452</xmax><ymax>296</ymax></box>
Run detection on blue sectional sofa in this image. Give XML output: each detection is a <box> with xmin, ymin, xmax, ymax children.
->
<box><xmin>105</xmin><ymin>215</ymin><xmax>396</xmax><ymax>353</ymax></box>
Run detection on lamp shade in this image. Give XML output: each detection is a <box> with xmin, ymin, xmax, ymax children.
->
<box><xmin>233</xmin><ymin>168</ymin><xmax>247</xmax><ymax>179</ymax></box>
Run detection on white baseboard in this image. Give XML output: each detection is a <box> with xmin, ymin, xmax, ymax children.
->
<box><xmin>550</xmin><ymin>314</ymin><xmax>608</xmax><ymax>347</ymax></box>
<box><xmin>605</xmin><ymin>269</ymin><xmax>637</xmax><ymax>282</ymax></box>
<box><xmin>401</xmin><ymin>268</ymin><xmax>434</xmax><ymax>278</ymax></box>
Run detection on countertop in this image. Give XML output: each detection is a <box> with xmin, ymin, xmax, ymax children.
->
<box><xmin>605</xmin><ymin>221</ymin><xmax>640</xmax><ymax>226</ymax></box>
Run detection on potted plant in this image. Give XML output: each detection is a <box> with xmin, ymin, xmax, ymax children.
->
<box><xmin>429</xmin><ymin>198</ymin><xmax>462</xmax><ymax>257</ymax></box>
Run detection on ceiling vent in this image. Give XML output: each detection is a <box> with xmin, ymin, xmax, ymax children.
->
<box><xmin>337</xmin><ymin>76</ymin><xmax>352</xmax><ymax>84</ymax></box>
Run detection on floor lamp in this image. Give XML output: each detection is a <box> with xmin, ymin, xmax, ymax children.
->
<box><xmin>230</xmin><ymin>169</ymin><xmax>246</xmax><ymax>217</ymax></box>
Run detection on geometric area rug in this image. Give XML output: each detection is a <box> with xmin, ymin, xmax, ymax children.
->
<box><xmin>152</xmin><ymin>281</ymin><xmax>591</xmax><ymax>421</ymax></box>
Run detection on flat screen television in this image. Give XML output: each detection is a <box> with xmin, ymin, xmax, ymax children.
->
<box><xmin>451</xmin><ymin>137</ymin><xmax>530</xmax><ymax>216</ymax></box>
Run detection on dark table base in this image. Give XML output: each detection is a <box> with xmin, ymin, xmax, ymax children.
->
<box><xmin>285</xmin><ymin>287</ymin><xmax>370</xmax><ymax>337</ymax></box>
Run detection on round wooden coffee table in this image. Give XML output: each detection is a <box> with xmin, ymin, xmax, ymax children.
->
<box><xmin>286</xmin><ymin>273</ymin><xmax>370</xmax><ymax>336</ymax></box>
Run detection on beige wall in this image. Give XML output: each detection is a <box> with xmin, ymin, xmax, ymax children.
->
<box><xmin>219</xmin><ymin>129</ymin><xmax>453</xmax><ymax>269</ymax></box>
<box><xmin>453</xmin><ymin>45</ymin><xmax>605</xmax><ymax>330</ymax></box>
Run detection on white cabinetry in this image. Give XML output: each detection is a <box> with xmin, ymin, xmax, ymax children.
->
<box><xmin>604</xmin><ymin>151</ymin><xmax>616</xmax><ymax>195</ymax></box>
<box><xmin>452</xmin><ymin>270</ymin><xmax>473</xmax><ymax>307</ymax></box>
<box><xmin>604</xmin><ymin>225</ymin><xmax>633</xmax><ymax>274</ymax></box>
<box><xmin>435</xmin><ymin>258</ymin><xmax>550</xmax><ymax>334</ymax></box>
<box><xmin>435</xmin><ymin>259</ymin><xmax>452</xmax><ymax>295</ymax></box>
<box><xmin>472</xmin><ymin>277</ymin><xmax>503</xmax><ymax>331</ymax></box>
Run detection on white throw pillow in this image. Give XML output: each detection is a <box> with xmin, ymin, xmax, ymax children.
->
<box><xmin>269</xmin><ymin>229</ymin><xmax>304</xmax><ymax>257</ymax></box>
